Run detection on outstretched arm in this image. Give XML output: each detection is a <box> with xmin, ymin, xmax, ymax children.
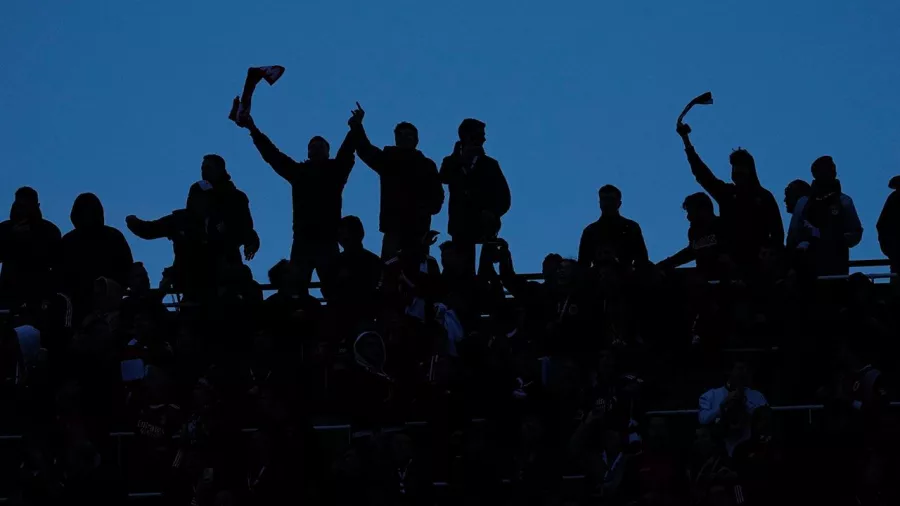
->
<box><xmin>657</xmin><ymin>245</ymin><xmax>695</xmax><ymax>270</ymax></box>
<box><xmin>125</xmin><ymin>215</ymin><xmax>173</xmax><ymax>241</ymax></box>
<box><xmin>246</xmin><ymin>118</ymin><xmax>300</xmax><ymax>182</ymax></box>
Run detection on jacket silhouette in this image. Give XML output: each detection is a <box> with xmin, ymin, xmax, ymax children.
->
<box><xmin>788</xmin><ymin>157</ymin><xmax>863</xmax><ymax>276</ymax></box>
<box><xmin>578</xmin><ymin>216</ymin><xmax>649</xmax><ymax>271</ymax></box>
<box><xmin>350</xmin><ymin>122</ymin><xmax>443</xmax><ymax>250</ymax></box>
<box><xmin>876</xmin><ymin>176</ymin><xmax>900</xmax><ymax>271</ymax></box>
<box><xmin>0</xmin><ymin>191</ymin><xmax>62</xmax><ymax>309</ymax></box>
<box><xmin>439</xmin><ymin>145</ymin><xmax>511</xmax><ymax>242</ymax></box>
<box><xmin>58</xmin><ymin>193</ymin><xmax>134</xmax><ymax>320</ymax></box>
<box><xmin>248</xmin><ymin>125</ymin><xmax>354</xmax><ymax>245</ymax></box>
<box><xmin>681</xmin><ymin>142</ymin><xmax>783</xmax><ymax>267</ymax></box>
<box><xmin>127</xmin><ymin>180</ymin><xmax>259</xmax><ymax>299</ymax></box>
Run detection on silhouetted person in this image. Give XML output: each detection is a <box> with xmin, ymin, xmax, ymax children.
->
<box><xmin>578</xmin><ymin>185</ymin><xmax>649</xmax><ymax>272</ymax></box>
<box><xmin>348</xmin><ymin>104</ymin><xmax>444</xmax><ymax>258</ymax></box>
<box><xmin>876</xmin><ymin>176</ymin><xmax>900</xmax><ymax>276</ymax></box>
<box><xmin>0</xmin><ymin>187</ymin><xmax>61</xmax><ymax>310</ymax></box>
<box><xmin>439</xmin><ymin>118</ymin><xmax>511</xmax><ymax>274</ymax></box>
<box><xmin>58</xmin><ymin>193</ymin><xmax>134</xmax><ymax>321</ymax></box>
<box><xmin>127</xmin><ymin>161</ymin><xmax>259</xmax><ymax>300</ymax></box>
<box><xmin>677</xmin><ymin>123</ymin><xmax>783</xmax><ymax>272</ymax></box>
<box><xmin>321</xmin><ymin>216</ymin><xmax>382</xmax><ymax>315</ymax></box>
<box><xmin>658</xmin><ymin>192</ymin><xmax>733</xmax><ymax>279</ymax></box>
<box><xmin>787</xmin><ymin>156</ymin><xmax>862</xmax><ymax>275</ymax></box>
<box><xmin>240</xmin><ymin>115</ymin><xmax>354</xmax><ymax>288</ymax></box>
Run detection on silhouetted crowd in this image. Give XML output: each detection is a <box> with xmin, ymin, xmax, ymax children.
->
<box><xmin>1</xmin><ymin>102</ymin><xmax>899</xmax><ymax>506</ymax></box>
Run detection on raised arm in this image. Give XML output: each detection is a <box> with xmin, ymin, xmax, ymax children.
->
<box><xmin>333</xmin><ymin>128</ymin><xmax>356</xmax><ymax>182</ymax></box>
<box><xmin>657</xmin><ymin>244</ymin><xmax>695</xmax><ymax>270</ymax></box>
<box><xmin>677</xmin><ymin>123</ymin><xmax>728</xmax><ymax>201</ymax></box>
<box><xmin>348</xmin><ymin>103</ymin><xmax>386</xmax><ymax>174</ymax></box>
<box><xmin>245</xmin><ymin>118</ymin><xmax>300</xmax><ymax>182</ymax></box>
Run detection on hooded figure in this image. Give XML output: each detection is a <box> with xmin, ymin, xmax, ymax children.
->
<box><xmin>788</xmin><ymin>156</ymin><xmax>863</xmax><ymax>275</ymax></box>
<box><xmin>0</xmin><ymin>187</ymin><xmax>62</xmax><ymax>309</ymax></box>
<box><xmin>678</xmin><ymin>125</ymin><xmax>784</xmax><ymax>272</ymax></box>
<box><xmin>58</xmin><ymin>193</ymin><xmax>133</xmax><ymax>321</ymax></box>
<box><xmin>876</xmin><ymin>176</ymin><xmax>900</xmax><ymax>272</ymax></box>
<box><xmin>349</xmin><ymin>107</ymin><xmax>444</xmax><ymax>258</ymax></box>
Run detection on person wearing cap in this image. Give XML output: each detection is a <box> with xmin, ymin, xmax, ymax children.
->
<box><xmin>0</xmin><ymin>187</ymin><xmax>62</xmax><ymax>310</ymax></box>
<box><xmin>787</xmin><ymin>156</ymin><xmax>863</xmax><ymax>275</ymax></box>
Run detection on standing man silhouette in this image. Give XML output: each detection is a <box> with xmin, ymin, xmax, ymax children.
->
<box><xmin>439</xmin><ymin>118</ymin><xmax>511</xmax><ymax>275</ymax></box>
<box><xmin>239</xmin><ymin>114</ymin><xmax>355</xmax><ymax>289</ymax></box>
<box><xmin>348</xmin><ymin>103</ymin><xmax>443</xmax><ymax>259</ymax></box>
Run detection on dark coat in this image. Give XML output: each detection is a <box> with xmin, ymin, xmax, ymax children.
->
<box><xmin>578</xmin><ymin>215</ymin><xmax>649</xmax><ymax>270</ymax></box>
<box><xmin>352</xmin><ymin>125</ymin><xmax>444</xmax><ymax>237</ymax></box>
<box><xmin>439</xmin><ymin>151</ymin><xmax>511</xmax><ymax>241</ymax></box>
<box><xmin>0</xmin><ymin>205</ymin><xmax>61</xmax><ymax>308</ymax></box>
<box><xmin>59</xmin><ymin>193</ymin><xmax>134</xmax><ymax>318</ymax></box>
<box><xmin>250</xmin><ymin>127</ymin><xmax>354</xmax><ymax>242</ymax></box>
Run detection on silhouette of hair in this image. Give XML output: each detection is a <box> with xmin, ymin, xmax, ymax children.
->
<box><xmin>394</xmin><ymin>122</ymin><xmax>418</xmax><ymax>135</ymax></box>
<box><xmin>889</xmin><ymin>176</ymin><xmax>900</xmax><ymax>190</ymax></box>
<box><xmin>268</xmin><ymin>259</ymin><xmax>292</xmax><ymax>286</ymax></box>
<box><xmin>598</xmin><ymin>185</ymin><xmax>622</xmax><ymax>199</ymax></box>
<box><xmin>786</xmin><ymin>179</ymin><xmax>811</xmax><ymax>197</ymax></box>
<box><xmin>339</xmin><ymin>215</ymin><xmax>365</xmax><ymax>241</ymax></box>
<box><xmin>682</xmin><ymin>192</ymin><xmax>714</xmax><ymax>214</ymax></box>
<box><xmin>458</xmin><ymin>118</ymin><xmax>486</xmax><ymax>139</ymax></box>
<box><xmin>15</xmin><ymin>186</ymin><xmax>38</xmax><ymax>202</ymax></box>
<box><xmin>811</xmin><ymin>156</ymin><xmax>836</xmax><ymax>179</ymax></box>
<box><xmin>203</xmin><ymin>154</ymin><xmax>226</xmax><ymax>170</ymax></box>
<box><xmin>309</xmin><ymin>136</ymin><xmax>330</xmax><ymax>150</ymax></box>
<box><xmin>729</xmin><ymin>148</ymin><xmax>755</xmax><ymax>170</ymax></box>
<box><xmin>438</xmin><ymin>240</ymin><xmax>458</xmax><ymax>253</ymax></box>
<box><xmin>543</xmin><ymin>253</ymin><xmax>563</xmax><ymax>268</ymax></box>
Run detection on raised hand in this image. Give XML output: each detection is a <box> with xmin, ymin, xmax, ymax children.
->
<box><xmin>348</xmin><ymin>102</ymin><xmax>365</xmax><ymax>127</ymax></box>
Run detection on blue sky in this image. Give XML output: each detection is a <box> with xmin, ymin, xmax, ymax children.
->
<box><xmin>2</xmin><ymin>0</ymin><xmax>899</xmax><ymax>283</ymax></box>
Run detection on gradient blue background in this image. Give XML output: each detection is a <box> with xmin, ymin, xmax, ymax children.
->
<box><xmin>3</xmin><ymin>0</ymin><xmax>898</xmax><ymax>284</ymax></box>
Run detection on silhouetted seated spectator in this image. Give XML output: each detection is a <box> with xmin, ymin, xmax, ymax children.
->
<box><xmin>788</xmin><ymin>156</ymin><xmax>863</xmax><ymax>276</ymax></box>
<box><xmin>0</xmin><ymin>187</ymin><xmax>62</xmax><ymax>310</ymax></box>
<box><xmin>439</xmin><ymin>118</ymin><xmax>512</xmax><ymax>275</ymax></box>
<box><xmin>876</xmin><ymin>175</ymin><xmax>900</xmax><ymax>279</ymax></box>
<box><xmin>262</xmin><ymin>259</ymin><xmax>321</xmax><ymax>356</ymax></box>
<box><xmin>578</xmin><ymin>185</ymin><xmax>649</xmax><ymax>274</ymax></box>
<box><xmin>698</xmin><ymin>360</ymin><xmax>768</xmax><ymax>457</ymax></box>
<box><xmin>321</xmin><ymin>216</ymin><xmax>382</xmax><ymax>322</ymax></box>
<box><xmin>677</xmin><ymin>123</ymin><xmax>783</xmax><ymax>273</ymax></box>
<box><xmin>241</xmin><ymin>114</ymin><xmax>355</xmax><ymax>289</ymax></box>
<box><xmin>58</xmin><ymin>192</ymin><xmax>134</xmax><ymax>322</ymax></box>
<box><xmin>348</xmin><ymin>104</ymin><xmax>444</xmax><ymax>258</ymax></box>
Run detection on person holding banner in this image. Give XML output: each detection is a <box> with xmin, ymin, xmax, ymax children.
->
<box><xmin>676</xmin><ymin>121</ymin><xmax>783</xmax><ymax>274</ymax></box>
<box><xmin>240</xmin><ymin>113</ymin><xmax>355</xmax><ymax>290</ymax></box>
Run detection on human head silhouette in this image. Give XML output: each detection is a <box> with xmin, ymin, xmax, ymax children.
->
<box><xmin>682</xmin><ymin>192</ymin><xmax>715</xmax><ymax>224</ymax></box>
<box><xmin>201</xmin><ymin>154</ymin><xmax>229</xmax><ymax>184</ymax></box>
<box><xmin>394</xmin><ymin>122</ymin><xmax>419</xmax><ymax>150</ymax></box>
<box><xmin>811</xmin><ymin>156</ymin><xmax>837</xmax><ymax>182</ymax></box>
<box><xmin>458</xmin><ymin>118</ymin><xmax>486</xmax><ymax>148</ymax></box>
<box><xmin>729</xmin><ymin>148</ymin><xmax>757</xmax><ymax>187</ymax></box>
<box><xmin>598</xmin><ymin>185</ymin><xmax>622</xmax><ymax>216</ymax></box>
<box><xmin>338</xmin><ymin>215</ymin><xmax>365</xmax><ymax>251</ymax></box>
<box><xmin>308</xmin><ymin>136</ymin><xmax>330</xmax><ymax>162</ymax></box>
